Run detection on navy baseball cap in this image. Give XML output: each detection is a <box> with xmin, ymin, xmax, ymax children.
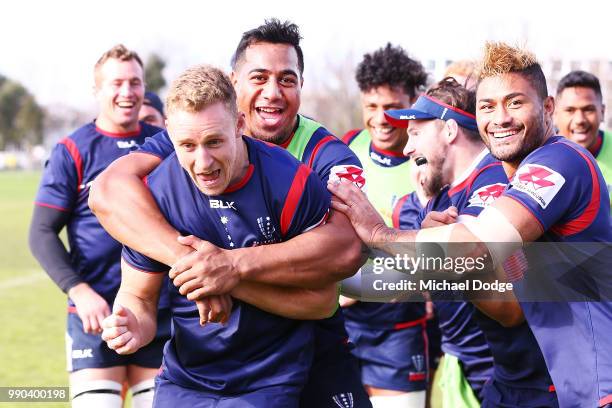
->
<box><xmin>143</xmin><ymin>91</ymin><xmax>164</xmax><ymax>117</ymax></box>
<box><xmin>385</xmin><ymin>94</ymin><xmax>478</xmax><ymax>131</ymax></box>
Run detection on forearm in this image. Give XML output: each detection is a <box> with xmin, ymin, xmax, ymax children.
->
<box><xmin>234</xmin><ymin>211</ymin><xmax>366</xmax><ymax>289</ymax></box>
<box><xmin>29</xmin><ymin>205</ymin><xmax>83</xmax><ymax>293</ymax></box>
<box><xmin>89</xmin><ymin>154</ymin><xmax>183</xmax><ymax>265</ymax></box>
<box><xmin>232</xmin><ymin>281</ymin><xmax>339</xmax><ymax>320</ymax></box>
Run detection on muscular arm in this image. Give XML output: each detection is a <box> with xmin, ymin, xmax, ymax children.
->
<box><xmin>89</xmin><ymin>152</ymin><xmax>180</xmax><ymax>265</ymax></box>
<box><xmin>232</xmin><ymin>281</ymin><xmax>339</xmax><ymax>320</ymax></box>
<box><xmin>102</xmin><ymin>260</ymin><xmax>163</xmax><ymax>354</ymax></box>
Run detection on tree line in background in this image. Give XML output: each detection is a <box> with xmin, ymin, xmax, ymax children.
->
<box><xmin>0</xmin><ymin>74</ymin><xmax>45</xmax><ymax>150</ymax></box>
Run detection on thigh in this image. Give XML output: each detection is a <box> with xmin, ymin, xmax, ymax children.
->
<box><xmin>153</xmin><ymin>376</ymin><xmax>218</xmax><ymax>408</ymax></box>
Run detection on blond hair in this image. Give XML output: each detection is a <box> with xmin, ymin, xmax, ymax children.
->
<box><xmin>165</xmin><ymin>65</ymin><xmax>237</xmax><ymax>117</ymax></box>
<box><xmin>444</xmin><ymin>59</ymin><xmax>477</xmax><ymax>79</ymax></box>
<box><xmin>477</xmin><ymin>42</ymin><xmax>548</xmax><ymax>99</ymax></box>
<box><xmin>94</xmin><ymin>44</ymin><xmax>143</xmax><ymax>84</ymax></box>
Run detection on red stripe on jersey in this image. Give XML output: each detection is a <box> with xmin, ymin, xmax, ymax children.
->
<box><xmin>280</xmin><ymin>165</ymin><xmax>312</xmax><ymax>236</ymax></box>
<box><xmin>95</xmin><ymin>125</ymin><xmax>142</xmax><ymax>138</ymax></box>
<box><xmin>408</xmin><ymin>373</ymin><xmax>427</xmax><ymax>381</ymax></box>
<box><xmin>341</xmin><ymin>129</ymin><xmax>361</xmax><ymax>145</ymax></box>
<box><xmin>448</xmin><ymin>162</ymin><xmax>500</xmax><ymax>197</ymax></box>
<box><xmin>392</xmin><ymin>194</ymin><xmax>411</xmax><ymax>229</ymax></box>
<box><xmin>34</xmin><ymin>201</ymin><xmax>69</xmax><ymax>212</ymax></box>
<box><xmin>59</xmin><ymin>137</ymin><xmax>83</xmax><ymax>192</ymax></box>
<box><xmin>599</xmin><ymin>394</ymin><xmax>612</xmax><ymax>406</ymax></box>
<box><xmin>550</xmin><ymin>143</ymin><xmax>601</xmax><ymax>236</ymax></box>
<box><xmin>67</xmin><ymin>305</ymin><xmax>77</xmax><ymax>314</ymax></box>
<box><xmin>142</xmin><ymin>175</ymin><xmax>149</xmax><ymax>187</ymax></box>
<box><xmin>394</xmin><ymin>316</ymin><xmax>428</xmax><ymax>330</ymax></box>
<box><xmin>548</xmin><ymin>385</ymin><xmax>556</xmax><ymax>393</ymax></box>
<box><xmin>223</xmin><ymin>164</ymin><xmax>254</xmax><ymax>194</ymax></box>
<box><xmin>307</xmin><ymin>135</ymin><xmax>335</xmax><ymax>169</ymax></box>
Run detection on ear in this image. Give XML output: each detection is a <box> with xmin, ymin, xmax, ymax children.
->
<box><xmin>445</xmin><ymin>119</ymin><xmax>459</xmax><ymax>144</ymax></box>
<box><xmin>601</xmin><ymin>104</ymin><xmax>606</xmax><ymax>123</ymax></box>
<box><xmin>230</xmin><ymin>71</ymin><xmax>238</xmax><ymax>88</ymax></box>
<box><xmin>300</xmin><ymin>75</ymin><xmax>304</xmax><ymax>89</ymax></box>
<box><xmin>543</xmin><ymin>96</ymin><xmax>555</xmax><ymax>128</ymax></box>
<box><xmin>236</xmin><ymin>112</ymin><xmax>245</xmax><ymax>137</ymax></box>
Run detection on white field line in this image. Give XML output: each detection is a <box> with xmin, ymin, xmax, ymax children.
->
<box><xmin>0</xmin><ymin>270</ymin><xmax>47</xmax><ymax>290</ymax></box>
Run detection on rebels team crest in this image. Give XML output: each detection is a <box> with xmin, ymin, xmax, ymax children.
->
<box><xmin>511</xmin><ymin>164</ymin><xmax>565</xmax><ymax>209</ymax></box>
<box><xmin>468</xmin><ymin>183</ymin><xmax>506</xmax><ymax>208</ymax></box>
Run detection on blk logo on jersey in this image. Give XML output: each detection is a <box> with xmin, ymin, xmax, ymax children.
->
<box><xmin>116</xmin><ymin>140</ymin><xmax>138</xmax><ymax>149</ymax></box>
<box><xmin>72</xmin><ymin>348</ymin><xmax>93</xmax><ymax>359</ymax></box>
<box><xmin>468</xmin><ymin>183</ymin><xmax>506</xmax><ymax>208</ymax></box>
<box><xmin>512</xmin><ymin>164</ymin><xmax>565</xmax><ymax>209</ymax></box>
<box><xmin>209</xmin><ymin>200</ymin><xmax>236</xmax><ymax>210</ymax></box>
<box><xmin>329</xmin><ymin>165</ymin><xmax>366</xmax><ymax>190</ymax></box>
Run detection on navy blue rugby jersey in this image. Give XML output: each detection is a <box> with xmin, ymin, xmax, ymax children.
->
<box><xmin>134</xmin><ymin>115</ymin><xmax>363</xmax><ymax>355</ymax></box>
<box><xmin>503</xmin><ymin>136</ymin><xmax>612</xmax><ymax>407</ymax></box>
<box><xmin>123</xmin><ymin>136</ymin><xmax>331</xmax><ymax>394</ymax></box>
<box><xmin>35</xmin><ymin>121</ymin><xmax>165</xmax><ymax>307</ymax></box>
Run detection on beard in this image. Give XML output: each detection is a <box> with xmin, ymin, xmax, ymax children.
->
<box><xmin>422</xmin><ymin>157</ymin><xmax>446</xmax><ymax>197</ymax></box>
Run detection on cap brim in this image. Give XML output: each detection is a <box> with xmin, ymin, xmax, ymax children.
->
<box><xmin>384</xmin><ymin>109</ymin><xmax>437</xmax><ymax>128</ymax></box>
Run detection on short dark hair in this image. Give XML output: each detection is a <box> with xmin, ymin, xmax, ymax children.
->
<box><xmin>231</xmin><ymin>18</ymin><xmax>304</xmax><ymax>75</ymax></box>
<box><xmin>355</xmin><ymin>43</ymin><xmax>428</xmax><ymax>99</ymax></box>
<box><xmin>427</xmin><ymin>77</ymin><xmax>480</xmax><ymax>141</ymax></box>
<box><xmin>477</xmin><ymin>42</ymin><xmax>548</xmax><ymax>100</ymax></box>
<box><xmin>557</xmin><ymin>70</ymin><xmax>602</xmax><ymax>101</ymax></box>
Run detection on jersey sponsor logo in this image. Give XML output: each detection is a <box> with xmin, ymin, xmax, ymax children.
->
<box><xmin>468</xmin><ymin>183</ymin><xmax>506</xmax><ymax>208</ymax></box>
<box><xmin>329</xmin><ymin>165</ymin><xmax>366</xmax><ymax>190</ymax></box>
<box><xmin>209</xmin><ymin>199</ymin><xmax>236</xmax><ymax>210</ymax></box>
<box><xmin>370</xmin><ymin>151</ymin><xmax>392</xmax><ymax>166</ymax></box>
<box><xmin>512</xmin><ymin>164</ymin><xmax>565</xmax><ymax>209</ymax></box>
<box><xmin>72</xmin><ymin>348</ymin><xmax>93</xmax><ymax>359</ymax></box>
<box><xmin>116</xmin><ymin>140</ymin><xmax>138</xmax><ymax>149</ymax></box>
<box><xmin>332</xmin><ymin>393</ymin><xmax>354</xmax><ymax>408</ymax></box>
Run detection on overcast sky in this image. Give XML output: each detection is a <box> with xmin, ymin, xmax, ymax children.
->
<box><xmin>1</xmin><ymin>0</ymin><xmax>608</xmax><ymax>111</ymax></box>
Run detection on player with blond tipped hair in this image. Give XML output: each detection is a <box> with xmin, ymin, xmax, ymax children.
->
<box><xmin>329</xmin><ymin>42</ymin><xmax>612</xmax><ymax>407</ymax></box>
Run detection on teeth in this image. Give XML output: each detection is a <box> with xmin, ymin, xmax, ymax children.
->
<box><xmin>491</xmin><ymin>130</ymin><xmax>518</xmax><ymax>138</ymax></box>
<box><xmin>117</xmin><ymin>102</ymin><xmax>135</xmax><ymax>108</ymax></box>
<box><xmin>373</xmin><ymin>127</ymin><xmax>393</xmax><ymax>135</ymax></box>
<box><xmin>258</xmin><ymin>107</ymin><xmax>281</xmax><ymax>113</ymax></box>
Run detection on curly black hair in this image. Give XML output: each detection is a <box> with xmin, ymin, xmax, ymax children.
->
<box><xmin>231</xmin><ymin>18</ymin><xmax>304</xmax><ymax>75</ymax></box>
<box><xmin>355</xmin><ymin>43</ymin><xmax>427</xmax><ymax>99</ymax></box>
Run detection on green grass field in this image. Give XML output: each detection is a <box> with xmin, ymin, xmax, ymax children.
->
<box><xmin>0</xmin><ymin>171</ymin><xmax>69</xmax><ymax>407</ymax></box>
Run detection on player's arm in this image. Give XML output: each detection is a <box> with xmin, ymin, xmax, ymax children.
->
<box><xmin>232</xmin><ymin>281</ymin><xmax>338</xmax><ymax>320</ymax></box>
<box><xmin>88</xmin><ymin>152</ymin><xmax>181</xmax><ymax>264</ymax></box>
<box><xmin>102</xmin><ymin>259</ymin><xmax>163</xmax><ymax>355</ymax></box>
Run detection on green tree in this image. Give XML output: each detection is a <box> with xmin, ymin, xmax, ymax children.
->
<box><xmin>144</xmin><ymin>53</ymin><xmax>166</xmax><ymax>93</ymax></box>
<box><xmin>0</xmin><ymin>76</ymin><xmax>45</xmax><ymax>149</ymax></box>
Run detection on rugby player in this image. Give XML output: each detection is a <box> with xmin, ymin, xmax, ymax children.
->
<box><xmin>102</xmin><ymin>64</ymin><xmax>339</xmax><ymax>406</ymax></box>
<box><xmin>340</xmin><ymin>44</ymin><xmax>430</xmax><ymax>407</ymax></box>
<box><xmin>89</xmin><ymin>20</ymin><xmax>371</xmax><ymax>407</ymax></box>
<box><xmin>390</xmin><ymin>78</ymin><xmax>557</xmax><ymax>407</ymax></box>
<box><xmin>139</xmin><ymin>91</ymin><xmax>165</xmax><ymax>128</ymax></box>
<box><xmin>554</xmin><ymin>70</ymin><xmax>612</xmax><ymax>201</ymax></box>
<box><xmin>29</xmin><ymin>45</ymin><xmax>169</xmax><ymax>408</ymax></box>
<box><xmin>329</xmin><ymin>42</ymin><xmax>612</xmax><ymax>407</ymax></box>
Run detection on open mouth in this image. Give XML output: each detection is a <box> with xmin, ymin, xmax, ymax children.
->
<box><xmin>489</xmin><ymin>128</ymin><xmax>522</xmax><ymax>139</ymax></box>
<box><xmin>197</xmin><ymin>169</ymin><xmax>221</xmax><ymax>185</ymax></box>
<box><xmin>414</xmin><ymin>156</ymin><xmax>428</xmax><ymax>166</ymax></box>
<box><xmin>256</xmin><ymin>107</ymin><xmax>284</xmax><ymax>126</ymax></box>
<box><xmin>116</xmin><ymin>101</ymin><xmax>136</xmax><ymax>110</ymax></box>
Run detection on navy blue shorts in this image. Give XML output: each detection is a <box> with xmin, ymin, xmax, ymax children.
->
<box><xmin>346</xmin><ymin>322</ymin><xmax>428</xmax><ymax>392</ymax></box>
<box><xmin>299</xmin><ymin>342</ymin><xmax>372</xmax><ymax>408</ymax></box>
<box><xmin>481</xmin><ymin>379</ymin><xmax>559</xmax><ymax>408</ymax></box>
<box><xmin>153</xmin><ymin>376</ymin><xmax>301</xmax><ymax>407</ymax></box>
<box><xmin>66</xmin><ymin>308</ymin><xmax>171</xmax><ymax>372</ymax></box>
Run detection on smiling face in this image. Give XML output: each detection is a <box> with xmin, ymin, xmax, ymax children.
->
<box><xmin>232</xmin><ymin>42</ymin><xmax>302</xmax><ymax>145</ymax></box>
<box><xmin>94</xmin><ymin>58</ymin><xmax>144</xmax><ymax>133</ymax></box>
<box><xmin>554</xmin><ymin>86</ymin><xmax>604</xmax><ymax>150</ymax></box>
<box><xmin>167</xmin><ymin>102</ymin><xmax>246</xmax><ymax>196</ymax></box>
<box><xmin>405</xmin><ymin>119</ymin><xmax>448</xmax><ymax>196</ymax></box>
<box><xmin>361</xmin><ymin>85</ymin><xmax>413</xmax><ymax>153</ymax></box>
<box><xmin>476</xmin><ymin>72</ymin><xmax>554</xmax><ymax>166</ymax></box>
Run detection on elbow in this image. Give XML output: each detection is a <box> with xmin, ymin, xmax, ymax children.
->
<box><xmin>330</xmin><ymin>240</ymin><xmax>368</xmax><ymax>282</ymax></box>
<box><xmin>498</xmin><ymin>310</ymin><xmax>525</xmax><ymax>328</ymax></box>
<box><xmin>88</xmin><ymin>172</ymin><xmax>112</xmax><ymax>216</ymax></box>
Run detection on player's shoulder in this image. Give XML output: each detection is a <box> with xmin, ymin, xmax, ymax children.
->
<box><xmin>341</xmin><ymin>128</ymin><xmax>363</xmax><ymax>145</ymax></box>
<box><xmin>139</xmin><ymin>122</ymin><xmax>164</xmax><ymax>138</ymax></box>
<box><xmin>146</xmin><ymin>151</ymin><xmax>182</xmax><ymax>188</ymax></box>
<box><xmin>523</xmin><ymin>136</ymin><xmax>591</xmax><ymax>169</ymax></box>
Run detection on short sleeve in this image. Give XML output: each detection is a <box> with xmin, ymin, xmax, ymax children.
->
<box><xmin>461</xmin><ymin>165</ymin><xmax>508</xmax><ymax>218</ymax></box>
<box><xmin>135</xmin><ymin>129</ymin><xmax>174</xmax><ymax>159</ymax></box>
<box><xmin>121</xmin><ymin>246</ymin><xmax>168</xmax><ymax>273</ymax></box>
<box><xmin>503</xmin><ymin>142</ymin><xmax>595</xmax><ymax>232</ymax></box>
<box><xmin>281</xmin><ymin>165</ymin><xmax>331</xmax><ymax>239</ymax></box>
<box><xmin>35</xmin><ymin>139</ymin><xmax>80</xmax><ymax>211</ymax></box>
<box><xmin>311</xmin><ymin>139</ymin><xmax>363</xmax><ymax>183</ymax></box>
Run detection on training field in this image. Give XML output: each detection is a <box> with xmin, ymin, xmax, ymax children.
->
<box><xmin>0</xmin><ymin>171</ymin><xmax>69</xmax><ymax>407</ymax></box>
